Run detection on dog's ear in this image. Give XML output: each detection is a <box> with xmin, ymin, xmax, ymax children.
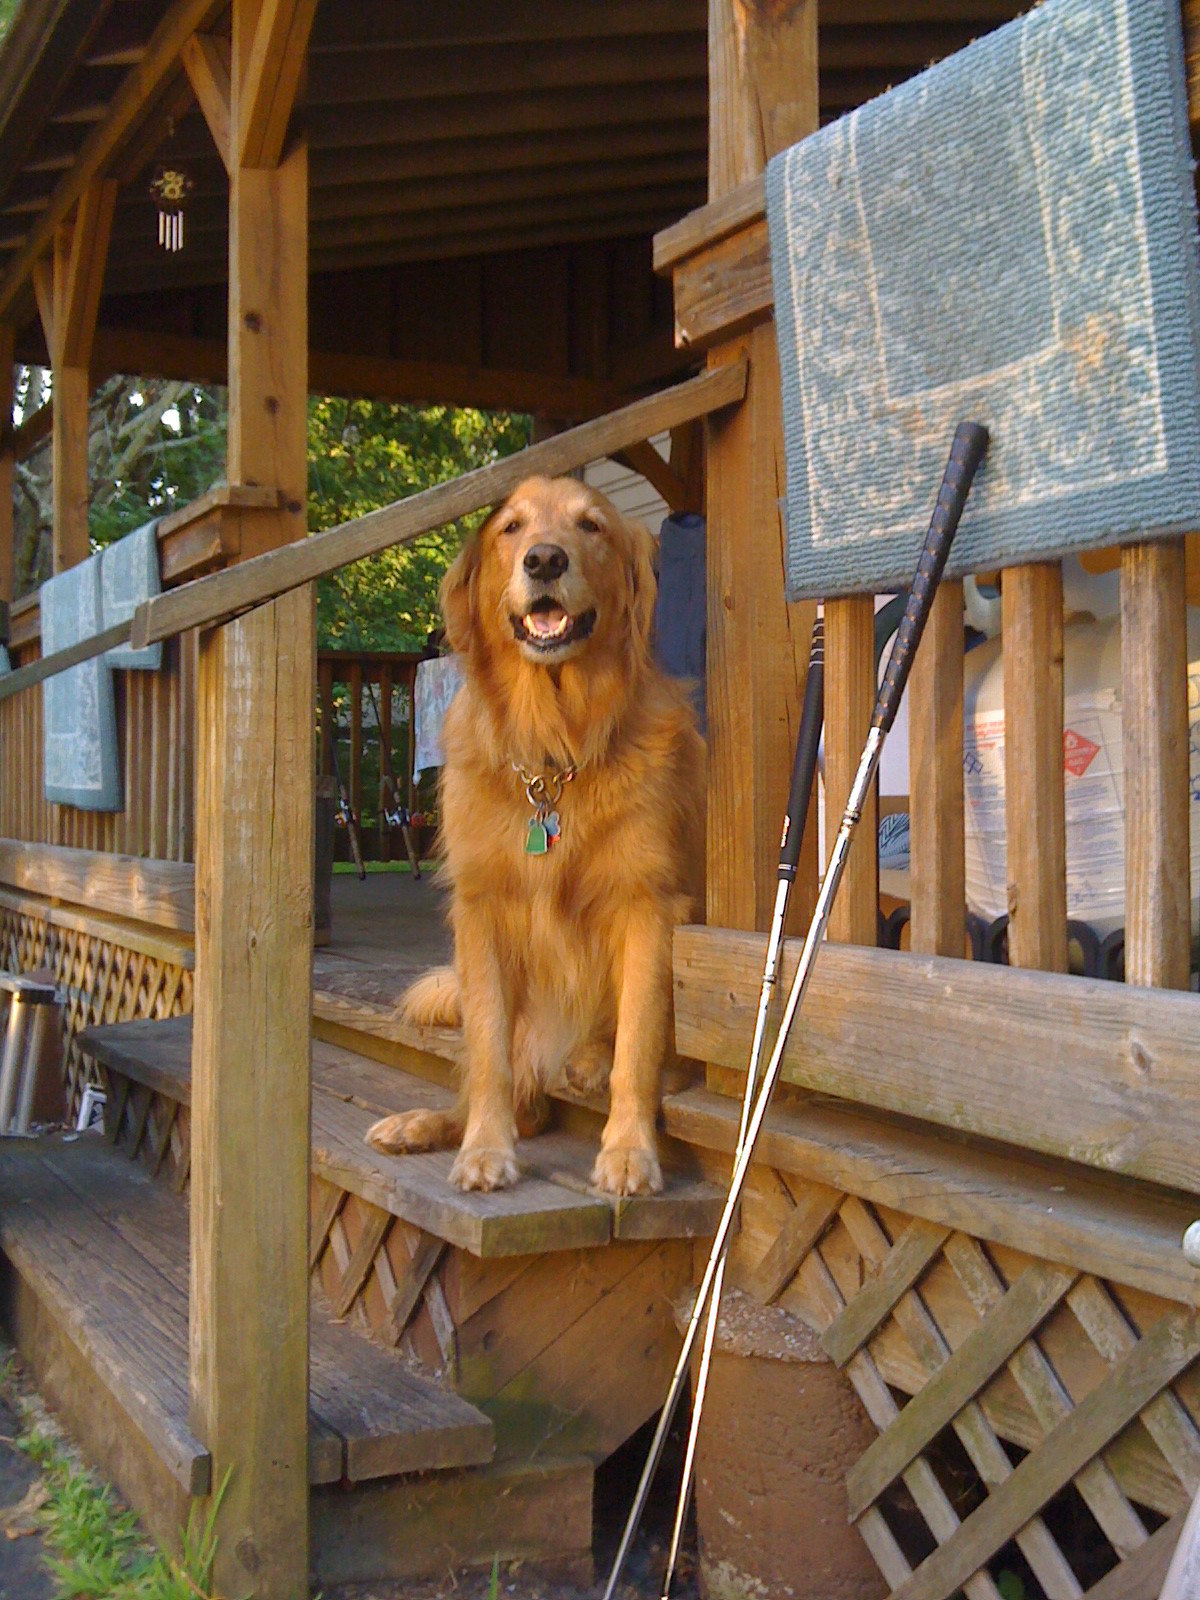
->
<box><xmin>626</xmin><ymin>519</ymin><xmax>659</xmax><ymax>659</ymax></box>
<box><xmin>441</xmin><ymin>534</ymin><xmax>482</xmax><ymax>654</ymax></box>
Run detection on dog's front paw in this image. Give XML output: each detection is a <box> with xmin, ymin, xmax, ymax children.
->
<box><xmin>591</xmin><ymin>1145</ymin><xmax>663</xmax><ymax>1197</ymax></box>
<box><xmin>451</xmin><ymin>1144</ymin><xmax>520</xmax><ymax>1192</ymax></box>
<box><xmin>366</xmin><ymin>1108</ymin><xmax>454</xmax><ymax>1155</ymax></box>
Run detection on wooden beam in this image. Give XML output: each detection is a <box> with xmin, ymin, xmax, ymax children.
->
<box><xmin>0</xmin><ymin>0</ymin><xmax>226</xmax><ymax>320</ymax></box>
<box><xmin>703</xmin><ymin>0</ymin><xmax>818</xmax><ymax>939</ymax></box>
<box><xmin>612</xmin><ymin>439</ymin><xmax>691</xmax><ymax>513</ymax></box>
<box><xmin>51</xmin><ymin>360</ymin><xmax>89</xmax><ymax>571</ymax></box>
<box><xmin>673</xmin><ymin>924</ymin><xmax>1200</xmax><ymax>1195</ymax></box>
<box><xmin>1002</xmin><ymin>563</ymin><xmax>1067</xmax><ymax>972</ymax></box>
<box><xmin>237</xmin><ymin>0</ymin><xmax>318</xmax><ymax>169</ymax></box>
<box><xmin>1121</xmin><ymin>540</ymin><xmax>1191</xmax><ymax>990</ymax></box>
<box><xmin>189</xmin><ymin>0</ymin><xmax>312</xmax><ymax>1590</ymax></box>
<box><xmin>59</xmin><ymin>180</ymin><xmax>117</xmax><ymax>369</ymax></box>
<box><xmin>132</xmin><ymin>362</ymin><xmax>747</xmax><ymax>647</ymax></box>
<box><xmin>86</xmin><ymin>323</ymin><xmax>625</xmax><ymax>417</ymax></box>
<box><xmin>181</xmin><ymin>33</ymin><xmax>232</xmax><ymax>173</ymax></box>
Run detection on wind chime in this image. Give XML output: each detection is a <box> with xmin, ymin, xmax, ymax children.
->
<box><xmin>148</xmin><ymin>124</ymin><xmax>193</xmax><ymax>253</ymax></box>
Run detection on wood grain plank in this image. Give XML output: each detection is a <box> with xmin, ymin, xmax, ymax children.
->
<box><xmin>822</xmin><ymin>1216</ymin><xmax>950</xmax><ymax>1367</ymax></box>
<box><xmin>0</xmin><ymin>841</ymin><xmax>195</xmax><ymax>929</ymax></box>
<box><xmin>672</xmin><ymin>926</ymin><xmax>1200</xmax><ymax>1195</ymax></box>
<box><xmin>1002</xmin><ymin>563</ymin><xmax>1067</xmax><ymax>972</ymax></box>
<box><xmin>1121</xmin><ymin>540</ymin><xmax>1191</xmax><ymax>990</ymax></box>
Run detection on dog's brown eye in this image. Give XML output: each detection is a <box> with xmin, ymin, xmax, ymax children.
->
<box><xmin>578</xmin><ymin>516</ymin><xmax>601</xmax><ymax>533</ymax></box>
<box><xmin>501</xmin><ymin>518</ymin><xmax>520</xmax><ymax>535</ymax></box>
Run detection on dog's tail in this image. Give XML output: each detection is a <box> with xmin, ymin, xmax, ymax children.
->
<box><xmin>400</xmin><ymin>965</ymin><xmax>462</xmax><ymax>1027</ymax></box>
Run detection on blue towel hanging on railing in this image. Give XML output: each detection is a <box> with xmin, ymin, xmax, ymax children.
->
<box><xmin>41</xmin><ymin>520</ymin><xmax>162</xmax><ymax>812</ymax></box>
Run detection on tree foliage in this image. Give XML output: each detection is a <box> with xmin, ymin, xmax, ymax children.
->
<box><xmin>308</xmin><ymin>395</ymin><xmax>529</xmax><ymax>651</ymax></box>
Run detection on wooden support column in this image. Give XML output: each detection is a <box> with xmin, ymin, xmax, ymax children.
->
<box><xmin>0</xmin><ymin>324</ymin><xmax>13</xmax><ymax>609</ymax></box>
<box><xmin>704</xmin><ymin>0</ymin><xmax>818</xmax><ymax>935</ymax></box>
<box><xmin>1002</xmin><ymin>562</ymin><xmax>1067</xmax><ymax>972</ymax></box>
<box><xmin>1121</xmin><ymin>539</ymin><xmax>1191</xmax><ymax>990</ymax></box>
<box><xmin>33</xmin><ymin>181</ymin><xmax>117</xmax><ymax>573</ymax></box>
<box><xmin>908</xmin><ymin>582</ymin><xmax>966</xmax><ymax>956</ymax></box>
<box><xmin>190</xmin><ymin>3</ymin><xmax>315</xmax><ymax>1595</ymax></box>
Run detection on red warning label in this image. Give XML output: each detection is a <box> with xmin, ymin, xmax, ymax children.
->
<box><xmin>1063</xmin><ymin>728</ymin><xmax>1100</xmax><ymax>778</ymax></box>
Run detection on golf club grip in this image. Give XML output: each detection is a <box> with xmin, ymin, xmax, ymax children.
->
<box><xmin>871</xmin><ymin>421</ymin><xmax>989</xmax><ymax>734</ymax></box>
<box><xmin>780</xmin><ymin>619</ymin><xmax>824</xmax><ymax>880</ymax></box>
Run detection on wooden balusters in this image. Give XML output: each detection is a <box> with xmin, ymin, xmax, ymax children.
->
<box><xmin>1121</xmin><ymin>539</ymin><xmax>1191</xmax><ymax>991</ymax></box>
<box><xmin>825</xmin><ymin>595</ymin><xmax>878</xmax><ymax>946</ymax></box>
<box><xmin>1002</xmin><ymin>563</ymin><xmax>1068</xmax><ymax>973</ymax></box>
<box><xmin>908</xmin><ymin>582</ymin><xmax>966</xmax><ymax>957</ymax></box>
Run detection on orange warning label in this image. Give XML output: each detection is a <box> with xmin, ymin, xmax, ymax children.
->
<box><xmin>1063</xmin><ymin>728</ymin><xmax>1100</xmax><ymax>777</ymax></box>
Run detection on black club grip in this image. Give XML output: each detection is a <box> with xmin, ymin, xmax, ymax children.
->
<box><xmin>779</xmin><ymin>619</ymin><xmax>824</xmax><ymax>880</ymax></box>
<box><xmin>871</xmin><ymin>421</ymin><xmax>989</xmax><ymax>734</ymax></box>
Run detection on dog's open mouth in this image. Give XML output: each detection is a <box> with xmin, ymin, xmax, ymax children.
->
<box><xmin>511</xmin><ymin>596</ymin><xmax>597</xmax><ymax>652</ymax></box>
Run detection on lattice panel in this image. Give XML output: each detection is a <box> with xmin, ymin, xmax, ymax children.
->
<box><xmin>309</xmin><ymin>1180</ymin><xmax>455</xmax><ymax>1375</ymax></box>
<box><xmin>753</xmin><ymin>1181</ymin><xmax>1200</xmax><ymax>1599</ymax></box>
<box><xmin>0</xmin><ymin>906</ymin><xmax>193</xmax><ymax>1118</ymax></box>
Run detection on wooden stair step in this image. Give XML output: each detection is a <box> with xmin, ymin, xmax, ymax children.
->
<box><xmin>81</xmin><ymin>1015</ymin><xmax>725</xmax><ymax>1257</ymax></box>
<box><xmin>0</xmin><ymin>1135</ymin><xmax>494</xmax><ymax>1489</ymax></box>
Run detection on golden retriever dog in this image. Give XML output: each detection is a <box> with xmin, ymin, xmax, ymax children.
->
<box><xmin>365</xmin><ymin>475</ymin><xmax>704</xmax><ymax>1195</ymax></box>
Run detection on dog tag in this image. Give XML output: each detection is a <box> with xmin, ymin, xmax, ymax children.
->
<box><xmin>544</xmin><ymin>811</ymin><xmax>561</xmax><ymax>842</ymax></box>
<box><xmin>525</xmin><ymin>818</ymin><xmax>549</xmax><ymax>855</ymax></box>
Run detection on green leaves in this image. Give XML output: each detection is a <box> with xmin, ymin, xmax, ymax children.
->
<box><xmin>309</xmin><ymin>396</ymin><xmax>530</xmax><ymax>652</ymax></box>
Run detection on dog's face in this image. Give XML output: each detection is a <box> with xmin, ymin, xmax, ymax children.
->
<box><xmin>442</xmin><ymin>476</ymin><xmax>656</xmax><ymax>668</ymax></box>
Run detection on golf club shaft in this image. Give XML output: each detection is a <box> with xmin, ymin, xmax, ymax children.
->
<box><xmin>602</xmin><ymin>420</ymin><xmax>986</xmax><ymax>1600</ymax></box>
<box><xmin>659</xmin><ymin>620</ymin><xmax>825</xmax><ymax>1599</ymax></box>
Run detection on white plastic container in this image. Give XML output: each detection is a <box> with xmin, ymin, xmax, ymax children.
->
<box><xmin>962</xmin><ymin>610</ymin><xmax>1200</xmax><ymax>936</ymax></box>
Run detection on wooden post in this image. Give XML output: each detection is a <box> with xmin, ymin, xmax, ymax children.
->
<box><xmin>379</xmin><ymin>663</ymin><xmax>392</xmax><ymax>861</ymax></box>
<box><xmin>317</xmin><ymin>657</ymin><xmax>334</xmax><ymax>775</ymax></box>
<box><xmin>0</xmin><ymin>324</ymin><xmax>13</xmax><ymax>608</ymax></box>
<box><xmin>1121</xmin><ymin>539</ymin><xmax>1191</xmax><ymax>990</ymax></box>
<box><xmin>33</xmin><ymin>182</ymin><xmax>117</xmax><ymax>573</ymax></box>
<box><xmin>704</xmin><ymin>0</ymin><xmax>818</xmax><ymax>936</ymax></box>
<box><xmin>908</xmin><ymin>582</ymin><xmax>966</xmax><ymax>956</ymax></box>
<box><xmin>1002</xmin><ymin>562</ymin><xmax>1067</xmax><ymax>972</ymax></box>
<box><xmin>349</xmin><ymin>658</ymin><xmax>363</xmax><ymax>823</ymax></box>
<box><xmin>190</xmin><ymin>3</ymin><xmax>315</xmax><ymax>1595</ymax></box>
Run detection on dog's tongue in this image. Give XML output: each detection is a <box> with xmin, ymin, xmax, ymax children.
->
<box><xmin>524</xmin><ymin>606</ymin><xmax>569</xmax><ymax>638</ymax></box>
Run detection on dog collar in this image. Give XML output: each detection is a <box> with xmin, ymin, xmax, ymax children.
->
<box><xmin>512</xmin><ymin>761</ymin><xmax>576</xmax><ymax>855</ymax></box>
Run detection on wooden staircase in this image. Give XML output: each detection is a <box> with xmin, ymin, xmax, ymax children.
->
<box><xmin>21</xmin><ymin>1011</ymin><xmax>722</xmax><ymax>1583</ymax></box>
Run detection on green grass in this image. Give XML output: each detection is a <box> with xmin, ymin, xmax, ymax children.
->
<box><xmin>332</xmin><ymin>857</ymin><xmax>436</xmax><ymax>875</ymax></box>
<box><xmin>5</xmin><ymin>1385</ymin><xmax>231</xmax><ymax>1600</ymax></box>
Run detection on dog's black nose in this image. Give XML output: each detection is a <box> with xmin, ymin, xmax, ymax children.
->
<box><xmin>523</xmin><ymin>543</ymin><xmax>569</xmax><ymax>581</ymax></box>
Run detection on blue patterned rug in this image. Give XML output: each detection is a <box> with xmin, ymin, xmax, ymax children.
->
<box><xmin>767</xmin><ymin>0</ymin><xmax>1200</xmax><ymax>599</ymax></box>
